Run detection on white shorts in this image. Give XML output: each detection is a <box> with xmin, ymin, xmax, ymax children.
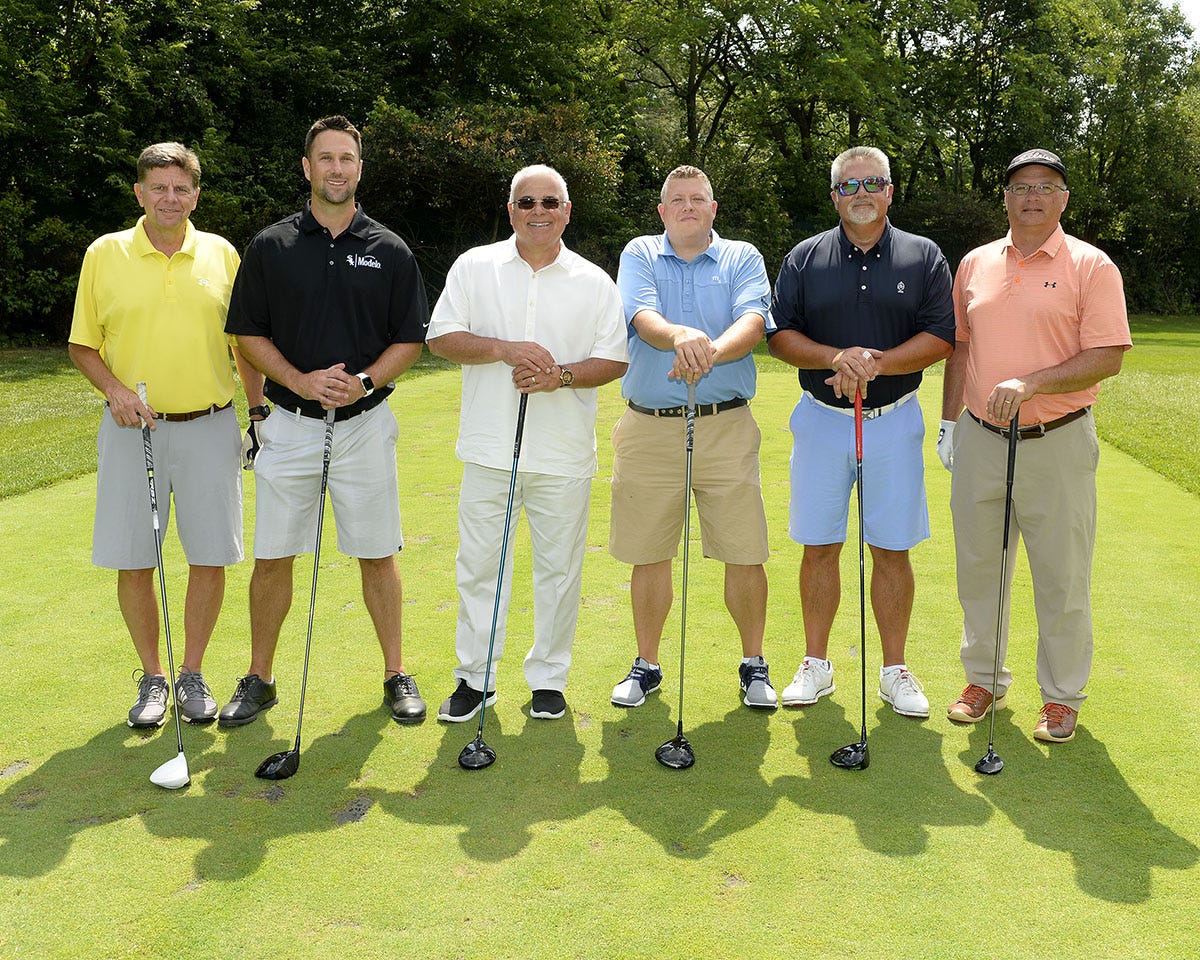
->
<box><xmin>788</xmin><ymin>391</ymin><xmax>929</xmax><ymax>550</ymax></box>
<box><xmin>252</xmin><ymin>402</ymin><xmax>403</xmax><ymax>560</ymax></box>
<box><xmin>93</xmin><ymin>406</ymin><xmax>244</xmax><ymax>569</ymax></box>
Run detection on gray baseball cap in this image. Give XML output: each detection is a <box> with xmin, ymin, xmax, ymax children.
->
<box><xmin>1005</xmin><ymin>148</ymin><xmax>1066</xmax><ymax>183</ymax></box>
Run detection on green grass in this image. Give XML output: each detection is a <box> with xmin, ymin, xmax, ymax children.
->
<box><xmin>0</xmin><ymin>330</ymin><xmax>1197</xmax><ymax>958</ymax></box>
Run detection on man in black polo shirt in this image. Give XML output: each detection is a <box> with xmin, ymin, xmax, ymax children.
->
<box><xmin>767</xmin><ymin>145</ymin><xmax>954</xmax><ymax>720</ymax></box>
<box><xmin>219</xmin><ymin>115</ymin><xmax>429</xmax><ymax>727</ymax></box>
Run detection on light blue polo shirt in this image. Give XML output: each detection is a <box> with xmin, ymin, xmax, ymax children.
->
<box><xmin>617</xmin><ymin>229</ymin><xmax>771</xmax><ymax>408</ymax></box>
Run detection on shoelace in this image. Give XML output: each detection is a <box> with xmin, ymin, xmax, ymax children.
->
<box><xmin>1039</xmin><ymin>702</ymin><xmax>1073</xmax><ymax>725</ymax></box>
<box><xmin>176</xmin><ymin>669</ymin><xmax>211</xmax><ymax>700</ymax></box>
<box><xmin>133</xmin><ymin>670</ymin><xmax>168</xmax><ymax>703</ymax></box>
<box><xmin>742</xmin><ymin>663</ymin><xmax>771</xmax><ymax>685</ymax></box>
<box><xmin>892</xmin><ymin>670</ymin><xmax>924</xmax><ymax>695</ymax></box>
<box><xmin>957</xmin><ymin>684</ymin><xmax>991</xmax><ymax>710</ymax></box>
<box><xmin>231</xmin><ymin>675</ymin><xmax>257</xmax><ymax>701</ymax></box>
<box><xmin>388</xmin><ymin>674</ymin><xmax>418</xmax><ymax>697</ymax></box>
<box><xmin>626</xmin><ymin>663</ymin><xmax>657</xmax><ymax>688</ymax></box>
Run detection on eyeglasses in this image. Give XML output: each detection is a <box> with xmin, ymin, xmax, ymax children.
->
<box><xmin>833</xmin><ymin>177</ymin><xmax>890</xmax><ymax>197</ymax></box>
<box><xmin>1004</xmin><ymin>182</ymin><xmax>1068</xmax><ymax>196</ymax></box>
<box><xmin>514</xmin><ymin>196</ymin><xmax>564</xmax><ymax>210</ymax></box>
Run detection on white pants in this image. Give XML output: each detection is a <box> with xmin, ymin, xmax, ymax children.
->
<box><xmin>453</xmin><ymin>462</ymin><xmax>592</xmax><ymax>693</ymax></box>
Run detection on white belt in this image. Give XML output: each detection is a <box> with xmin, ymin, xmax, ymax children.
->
<box><xmin>806</xmin><ymin>389</ymin><xmax>918</xmax><ymax>420</ymax></box>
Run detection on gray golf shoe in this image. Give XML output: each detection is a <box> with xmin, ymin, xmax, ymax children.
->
<box><xmin>175</xmin><ymin>667</ymin><xmax>218</xmax><ymax>723</ymax></box>
<box><xmin>611</xmin><ymin>658</ymin><xmax>663</xmax><ymax>707</ymax></box>
<box><xmin>128</xmin><ymin>671</ymin><xmax>169</xmax><ymax>728</ymax></box>
<box><xmin>739</xmin><ymin>656</ymin><xmax>778</xmax><ymax>709</ymax></box>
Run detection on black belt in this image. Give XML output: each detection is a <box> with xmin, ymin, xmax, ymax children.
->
<box><xmin>286</xmin><ymin>391</ymin><xmax>388</xmax><ymax>423</ymax></box>
<box><xmin>627</xmin><ymin>398</ymin><xmax>748</xmax><ymax>418</ymax></box>
<box><xmin>968</xmin><ymin>407</ymin><xmax>1089</xmax><ymax>440</ymax></box>
<box><xmin>153</xmin><ymin>401</ymin><xmax>232</xmax><ymax>423</ymax></box>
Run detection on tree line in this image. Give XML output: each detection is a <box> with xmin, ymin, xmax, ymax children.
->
<box><xmin>3</xmin><ymin>0</ymin><xmax>1197</xmax><ymax>343</ymax></box>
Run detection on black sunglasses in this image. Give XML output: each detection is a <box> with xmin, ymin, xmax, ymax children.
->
<box><xmin>514</xmin><ymin>196</ymin><xmax>564</xmax><ymax>210</ymax></box>
<box><xmin>833</xmin><ymin>177</ymin><xmax>891</xmax><ymax>197</ymax></box>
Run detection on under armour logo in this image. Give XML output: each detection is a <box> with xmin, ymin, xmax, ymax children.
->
<box><xmin>1044</xmin><ymin>281</ymin><xmax>1057</xmax><ymax>288</ymax></box>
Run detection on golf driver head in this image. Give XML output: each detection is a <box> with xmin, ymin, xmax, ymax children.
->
<box><xmin>655</xmin><ymin>735</ymin><xmax>695</xmax><ymax>770</ymax></box>
<box><xmin>830</xmin><ymin>739</ymin><xmax>870</xmax><ymax>771</ymax></box>
<box><xmin>975</xmin><ymin>749</ymin><xmax>1004</xmax><ymax>776</ymax></box>
<box><xmin>458</xmin><ymin>737</ymin><xmax>496</xmax><ymax>770</ymax></box>
<box><xmin>255</xmin><ymin>749</ymin><xmax>300</xmax><ymax>781</ymax></box>
<box><xmin>149</xmin><ymin>751</ymin><xmax>190</xmax><ymax>790</ymax></box>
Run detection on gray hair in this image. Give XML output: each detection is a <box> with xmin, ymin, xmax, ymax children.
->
<box><xmin>830</xmin><ymin>147</ymin><xmax>891</xmax><ymax>188</ymax></box>
<box><xmin>509</xmin><ymin>164</ymin><xmax>570</xmax><ymax>203</ymax></box>
<box><xmin>137</xmin><ymin>142</ymin><xmax>201</xmax><ymax>187</ymax></box>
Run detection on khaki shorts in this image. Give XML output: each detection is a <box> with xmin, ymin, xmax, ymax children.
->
<box><xmin>609</xmin><ymin>404</ymin><xmax>769</xmax><ymax>565</ymax></box>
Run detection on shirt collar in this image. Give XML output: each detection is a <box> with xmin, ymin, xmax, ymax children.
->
<box><xmin>502</xmin><ymin>233</ymin><xmax>573</xmax><ymax>271</ymax></box>
<box><xmin>299</xmin><ymin>201</ymin><xmax>371</xmax><ymax>237</ymax></box>
<box><xmin>133</xmin><ymin>216</ymin><xmax>196</xmax><ymax>258</ymax></box>
<box><xmin>1003</xmin><ymin>223</ymin><xmax>1066</xmax><ymax>259</ymax></box>
<box><xmin>659</xmin><ymin>228</ymin><xmax>722</xmax><ymax>263</ymax></box>
<box><xmin>836</xmin><ymin>219</ymin><xmax>892</xmax><ymax>256</ymax></box>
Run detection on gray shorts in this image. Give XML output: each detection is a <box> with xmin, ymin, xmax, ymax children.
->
<box><xmin>93</xmin><ymin>406</ymin><xmax>244</xmax><ymax>569</ymax></box>
<box><xmin>252</xmin><ymin>401</ymin><xmax>403</xmax><ymax>560</ymax></box>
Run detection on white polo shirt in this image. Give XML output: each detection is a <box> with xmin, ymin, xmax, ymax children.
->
<box><xmin>428</xmin><ymin>236</ymin><xmax>628</xmax><ymax>479</ymax></box>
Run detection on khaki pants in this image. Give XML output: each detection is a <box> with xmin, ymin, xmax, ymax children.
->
<box><xmin>950</xmin><ymin>412</ymin><xmax>1099</xmax><ymax>709</ymax></box>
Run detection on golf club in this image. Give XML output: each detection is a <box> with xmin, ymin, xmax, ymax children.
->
<box><xmin>831</xmin><ymin>388</ymin><xmax>870</xmax><ymax>771</ymax></box>
<box><xmin>256</xmin><ymin>407</ymin><xmax>336</xmax><ymax>781</ymax></box>
<box><xmin>975</xmin><ymin>414</ymin><xmax>1019</xmax><ymax>776</ymax></box>
<box><xmin>655</xmin><ymin>381</ymin><xmax>698</xmax><ymax>770</ymax></box>
<box><xmin>459</xmin><ymin>392</ymin><xmax>529</xmax><ymax>770</ymax></box>
<box><xmin>135</xmin><ymin>382</ymin><xmax>190</xmax><ymax>791</ymax></box>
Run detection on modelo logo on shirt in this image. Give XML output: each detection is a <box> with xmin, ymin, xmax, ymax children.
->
<box><xmin>346</xmin><ymin>254</ymin><xmax>382</xmax><ymax>269</ymax></box>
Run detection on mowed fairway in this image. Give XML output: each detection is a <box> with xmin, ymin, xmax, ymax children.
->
<box><xmin>0</xmin><ymin>341</ymin><xmax>1197</xmax><ymax>959</ymax></box>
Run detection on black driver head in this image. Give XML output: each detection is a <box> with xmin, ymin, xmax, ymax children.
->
<box><xmin>459</xmin><ymin>736</ymin><xmax>497</xmax><ymax>770</ymax></box>
<box><xmin>255</xmin><ymin>749</ymin><xmax>300</xmax><ymax>781</ymax></box>
<box><xmin>975</xmin><ymin>748</ymin><xmax>1004</xmax><ymax>775</ymax></box>
<box><xmin>655</xmin><ymin>735</ymin><xmax>695</xmax><ymax>770</ymax></box>
<box><xmin>830</xmin><ymin>739</ymin><xmax>870</xmax><ymax>771</ymax></box>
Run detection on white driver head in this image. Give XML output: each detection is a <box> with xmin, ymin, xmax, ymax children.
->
<box><xmin>150</xmin><ymin>751</ymin><xmax>190</xmax><ymax>790</ymax></box>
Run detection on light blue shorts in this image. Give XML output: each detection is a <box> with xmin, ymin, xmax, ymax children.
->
<box><xmin>788</xmin><ymin>392</ymin><xmax>929</xmax><ymax>550</ymax></box>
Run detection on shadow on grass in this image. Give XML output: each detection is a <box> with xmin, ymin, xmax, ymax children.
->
<box><xmin>960</xmin><ymin>718</ymin><xmax>1199</xmax><ymax>904</ymax></box>
<box><xmin>775</xmin><ymin>700</ymin><xmax>992</xmax><ymax>856</ymax></box>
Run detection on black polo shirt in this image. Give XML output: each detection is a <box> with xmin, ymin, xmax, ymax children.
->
<box><xmin>226</xmin><ymin>203</ymin><xmax>428</xmax><ymax>410</ymax></box>
<box><xmin>768</xmin><ymin>220</ymin><xmax>955</xmax><ymax>408</ymax></box>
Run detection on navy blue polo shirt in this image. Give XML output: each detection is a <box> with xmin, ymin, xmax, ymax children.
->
<box><xmin>768</xmin><ymin>220</ymin><xmax>955</xmax><ymax>408</ymax></box>
<box><xmin>226</xmin><ymin>202</ymin><xmax>428</xmax><ymax>410</ymax></box>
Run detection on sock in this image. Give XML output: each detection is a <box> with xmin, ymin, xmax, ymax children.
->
<box><xmin>805</xmin><ymin>657</ymin><xmax>831</xmax><ymax>669</ymax></box>
<box><xmin>881</xmin><ymin>663</ymin><xmax>906</xmax><ymax>677</ymax></box>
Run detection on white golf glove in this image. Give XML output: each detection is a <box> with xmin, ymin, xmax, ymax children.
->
<box><xmin>241</xmin><ymin>421</ymin><xmax>261</xmax><ymax>470</ymax></box>
<box><xmin>937</xmin><ymin>419</ymin><xmax>955</xmax><ymax>471</ymax></box>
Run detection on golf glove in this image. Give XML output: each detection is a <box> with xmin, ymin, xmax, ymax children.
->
<box><xmin>241</xmin><ymin>421</ymin><xmax>261</xmax><ymax>470</ymax></box>
<box><xmin>937</xmin><ymin>419</ymin><xmax>955</xmax><ymax>471</ymax></box>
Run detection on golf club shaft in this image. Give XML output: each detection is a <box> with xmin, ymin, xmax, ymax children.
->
<box><xmin>474</xmin><ymin>392</ymin><xmax>529</xmax><ymax>740</ymax></box>
<box><xmin>985</xmin><ymin>416</ymin><xmax>1020</xmax><ymax>752</ymax></box>
<box><xmin>136</xmin><ymin>383</ymin><xmax>185</xmax><ymax>757</ymax></box>
<box><xmin>676</xmin><ymin>381</ymin><xmax>697</xmax><ymax>737</ymax></box>
<box><xmin>854</xmin><ymin>389</ymin><xmax>867</xmax><ymax>744</ymax></box>
<box><xmin>292</xmin><ymin>407</ymin><xmax>336</xmax><ymax>751</ymax></box>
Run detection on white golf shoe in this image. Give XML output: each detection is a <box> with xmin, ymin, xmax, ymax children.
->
<box><xmin>879</xmin><ymin>666</ymin><xmax>929</xmax><ymax>718</ymax></box>
<box><xmin>781</xmin><ymin>657</ymin><xmax>835</xmax><ymax>706</ymax></box>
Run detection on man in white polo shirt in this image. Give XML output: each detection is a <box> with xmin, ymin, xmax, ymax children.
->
<box><xmin>427</xmin><ymin>164</ymin><xmax>628</xmax><ymax>722</ymax></box>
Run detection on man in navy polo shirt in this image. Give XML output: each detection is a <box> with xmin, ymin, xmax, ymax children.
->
<box><xmin>220</xmin><ymin>115</ymin><xmax>430</xmax><ymax>727</ymax></box>
<box><xmin>767</xmin><ymin>146</ymin><xmax>955</xmax><ymax>719</ymax></box>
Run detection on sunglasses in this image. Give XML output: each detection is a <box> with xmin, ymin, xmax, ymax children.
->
<box><xmin>833</xmin><ymin>177</ymin><xmax>891</xmax><ymax>197</ymax></box>
<box><xmin>514</xmin><ymin>196</ymin><xmax>564</xmax><ymax>210</ymax></box>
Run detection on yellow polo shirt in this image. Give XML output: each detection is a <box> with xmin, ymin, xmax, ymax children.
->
<box><xmin>69</xmin><ymin>216</ymin><xmax>241</xmax><ymax>412</ymax></box>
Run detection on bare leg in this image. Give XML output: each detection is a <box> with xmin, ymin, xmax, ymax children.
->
<box><xmin>118</xmin><ymin>568</ymin><xmax>161</xmax><ymax>675</ymax></box>
<box><xmin>800</xmin><ymin>542</ymin><xmax>843</xmax><ymax>659</ymax></box>
<box><xmin>182</xmin><ymin>564</ymin><xmax>224</xmax><ymax>671</ymax></box>
<box><xmin>725</xmin><ymin>562</ymin><xmax>767</xmax><ymax>657</ymax></box>
<box><xmin>360</xmin><ymin>555</ymin><xmax>405</xmax><ymax>675</ymax></box>
<box><xmin>248</xmin><ymin>556</ymin><xmax>295</xmax><ymax>679</ymax></box>
<box><xmin>630</xmin><ymin>559</ymin><xmax>673</xmax><ymax>663</ymax></box>
<box><xmin>868</xmin><ymin>545</ymin><xmax>914</xmax><ymax>667</ymax></box>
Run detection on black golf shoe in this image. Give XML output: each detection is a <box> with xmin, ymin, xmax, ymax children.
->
<box><xmin>217</xmin><ymin>674</ymin><xmax>278</xmax><ymax>727</ymax></box>
<box><xmin>384</xmin><ymin>673</ymin><xmax>427</xmax><ymax>724</ymax></box>
<box><xmin>128</xmin><ymin>671</ymin><xmax>169</xmax><ymax>728</ymax></box>
<box><xmin>437</xmin><ymin>680</ymin><xmax>496</xmax><ymax>723</ymax></box>
<box><xmin>530</xmin><ymin>689</ymin><xmax>567</xmax><ymax>719</ymax></box>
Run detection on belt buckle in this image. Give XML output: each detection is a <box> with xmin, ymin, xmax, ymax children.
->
<box><xmin>1021</xmin><ymin>423</ymin><xmax>1046</xmax><ymax>439</ymax></box>
<box><xmin>862</xmin><ymin>406</ymin><xmax>881</xmax><ymax>420</ymax></box>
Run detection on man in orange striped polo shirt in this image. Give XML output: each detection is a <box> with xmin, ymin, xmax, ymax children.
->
<box><xmin>940</xmin><ymin>148</ymin><xmax>1132</xmax><ymax>743</ymax></box>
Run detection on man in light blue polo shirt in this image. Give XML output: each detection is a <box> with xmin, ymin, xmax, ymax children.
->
<box><xmin>608</xmin><ymin>164</ymin><xmax>777</xmax><ymax>712</ymax></box>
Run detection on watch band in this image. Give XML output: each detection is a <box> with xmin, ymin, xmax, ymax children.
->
<box><xmin>559</xmin><ymin>367</ymin><xmax>574</xmax><ymax>387</ymax></box>
<box><xmin>356</xmin><ymin>372</ymin><xmax>375</xmax><ymax>396</ymax></box>
<box><xmin>248</xmin><ymin>404</ymin><xmax>271</xmax><ymax>419</ymax></box>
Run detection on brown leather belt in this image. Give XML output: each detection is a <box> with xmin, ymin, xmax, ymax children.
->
<box><xmin>154</xmin><ymin>401</ymin><xmax>233</xmax><ymax>422</ymax></box>
<box><xmin>968</xmin><ymin>407</ymin><xmax>1089</xmax><ymax>440</ymax></box>
<box><xmin>628</xmin><ymin>398</ymin><xmax>748</xmax><ymax>418</ymax></box>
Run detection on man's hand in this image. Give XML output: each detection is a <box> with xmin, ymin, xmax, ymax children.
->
<box><xmin>826</xmin><ymin>346</ymin><xmax>880</xmax><ymax>399</ymax></box>
<box><xmin>986</xmin><ymin>378</ymin><xmax>1028</xmax><ymax>424</ymax></box>
<box><xmin>669</xmin><ymin>326</ymin><xmax>715</xmax><ymax>383</ymax></box>
<box><xmin>241</xmin><ymin>421</ymin><xmax>261</xmax><ymax>469</ymax></box>
<box><xmin>296</xmin><ymin>363</ymin><xmax>357</xmax><ymax>409</ymax></box>
<box><xmin>107</xmin><ymin>382</ymin><xmax>156</xmax><ymax>429</ymax></box>
<box><xmin>937</xmin><ymin>419</ymin><xmax>955</xmax><ymax>471</ymax></box>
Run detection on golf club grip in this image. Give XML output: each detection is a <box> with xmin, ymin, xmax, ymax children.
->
<box><xmin>854</xmin><ymin>389</ymin><xmax>863</xmax><ymax>460</ymax></box>
<box><xmin>512</xmin><ymin>392</ymin><xmax>528</xmax><ymax>457</ymax></box>
<box><xmin>685</xmin><ymin>381</ymin><xmax>696</xmax><ymax>451</ymax></box>
<box><xmin>1005</xmin><ymin>413</ymin><xmax>1019</xmax><ymax>493</ymax></box>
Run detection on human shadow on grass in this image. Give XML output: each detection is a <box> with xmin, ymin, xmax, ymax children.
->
<box><xmin>774</xmin><ymin>701</ymin><xmax>991</xmax><ymax>856</ymax></box>
<box><xmin>376</xmin><ymin>704</ymin><xmax>590</xmax><ymax>862</ymax></box>
<box><xmin>960</xmin><ymin>719</ymin><xmax>1199</xmax><ymax>903</ymax></box>
<box><xmin>591</xmin><ymin>699</ymin><xmax>777</xmax><ymax>859</ymax></box>
<box><xmin>139</xmin><ymin>707</ymin><xmax>398</xmax><ymax>881</ymax></box>
<box><xmin>0</xmin><ymin>721</ymin><xmax>226</xmax><ymax>877</ymax></box>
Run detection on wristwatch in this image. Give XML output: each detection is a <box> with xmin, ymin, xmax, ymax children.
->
<box><xmin>356</xmin><ymin>372</ymin><xmax>375</xmax><ymax>396</ymax></box>
<box><xmin>558</xmin><ymin>367</ymin><xmax>574</xmax><ymax>387</ymax></box>
<box><xmin>248</xmin><ymin>404</ymin><xmax>270</xmax><ymax>419</ymax></box>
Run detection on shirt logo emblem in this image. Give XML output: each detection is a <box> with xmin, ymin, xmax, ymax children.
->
<box><xmin>197</xmin><ymin>278</ymin><xmax>211</xmax><ymax>286</ymax></box>
<box><xmin>1044</xmin><ymin>281</ymin><xmax>1057</xmax><ymax>288</ymax></box>
<box><xmin>896</xmin><ymin>281</ymin><xmax>906</xmax><ymax>294</ymax></box>
<box><xmin>346</xmin><ymin>254</ymin><xmax>382</xmax><ymax>269</ymax></box>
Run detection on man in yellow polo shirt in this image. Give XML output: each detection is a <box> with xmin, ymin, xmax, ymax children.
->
<box><xmin>941</xmin><ymin>148</ymin><xmax>1132</xmax><ymax>743</ymax></box>
<box><xmin>69</xmin><ymin>142</ymin><xmax>266</xmax><ymax>729</ymax></box>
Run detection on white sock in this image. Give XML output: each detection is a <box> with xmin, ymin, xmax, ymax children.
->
<box><xmin>805</xmin><ymin>657</ymin><xmax>831</xmax><ymax>669</ymax></box>
<box><xmin>880</xmin><ymin>663</ymin><xmax>906</xmax><ymax>677</ymax></box>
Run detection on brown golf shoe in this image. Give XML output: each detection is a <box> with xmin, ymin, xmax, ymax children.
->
<box><xmin>947</xmin><ymin>683</ymin><xmax>1006</xmax><ymax>723</ymax></box>
<box><xmin>1033</xmin><ymin>702</ymin><xmax>1077</xmax><ymax>742</ymax></box>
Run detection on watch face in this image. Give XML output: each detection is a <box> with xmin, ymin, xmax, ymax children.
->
<box><xmin>358</xmin><ymin>373</ymin><xmax>374</xmax><ymax>394</ymax></box>
<box><xmin>560</xmin><ymin>368</ymin><xmax>574</xmax><ymax>386</ymax></box>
